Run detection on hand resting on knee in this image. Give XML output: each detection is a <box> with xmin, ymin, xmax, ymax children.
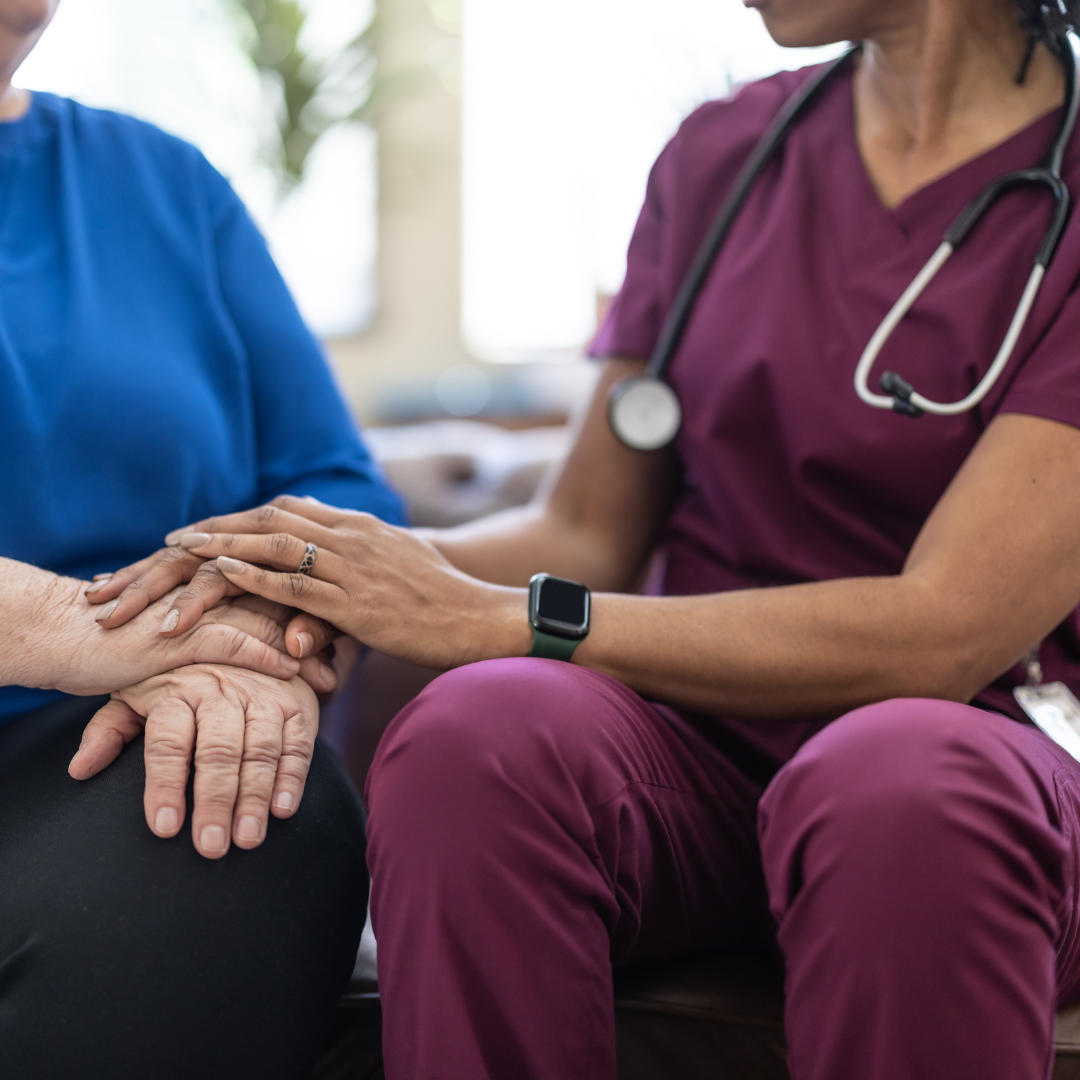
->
<box><xmin>72</xmin><ymin>665</ymin><xmax>318</xmax><ymax>859</ymax></box>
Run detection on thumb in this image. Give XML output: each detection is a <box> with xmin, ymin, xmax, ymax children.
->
<box><xmin>286</xmin><ymin>613</ymin><xmax>341</xmax><ymax>660</ymax></box>
<box><xmin>70</xmin><ymin>697</ymin><xmax>146</xmax><ymax>780</ymax></box>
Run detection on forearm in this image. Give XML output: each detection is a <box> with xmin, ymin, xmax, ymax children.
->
<box><xmin>418</xmin><ymin>505</ymin><xmax>641</xmax><ymax>593</ymax></box>
<box><xmin>568</xmin><ymin>573</ymin><xmax>1016</xmax><ymax>721</ymax></box>
<box><xmin>0</xmin><ymin>557</ymin><xmax>82</xmax><ymax>689</ymax></box>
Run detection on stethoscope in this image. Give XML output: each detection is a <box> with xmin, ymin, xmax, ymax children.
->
<box><xmin>609</xmin><ymin>39</ymin><xmax>1080</xmax><ymax>451</ymax></box>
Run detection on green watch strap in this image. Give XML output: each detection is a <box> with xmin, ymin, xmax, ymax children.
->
<box><xmin>528</xmin><ymin>629</ymin><xmax>582</xmax><ymax>661</ymax></box>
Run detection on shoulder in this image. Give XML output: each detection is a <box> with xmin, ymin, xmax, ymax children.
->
<box><xmin>678</xmin><ymin>66</ymin><xmax>811</xmax><ymax>144</ymax></box>
<box><xmin>638</xmin><ymin>62</ymin><xmax>846</xmax><ymax>257</ymax></box>
<box><xmin>660</xmin><ymin>64</ymin><xmax>832</xmax><ymax>188</ymax></box>
<box><xmin>30</xmin><ymin>93</ymin><xmax>230</xmax><ymax>216</ymax></box>
<box><xmin>33</xmin><ymin>93</ymin><xmax>206</xmax><ymax>170</ymax></box>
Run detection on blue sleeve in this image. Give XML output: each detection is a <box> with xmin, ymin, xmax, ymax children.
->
<box><xmin>203</xmin><ymin>163</ymin><xmax>407</xmax><ymax>525</ymax></box>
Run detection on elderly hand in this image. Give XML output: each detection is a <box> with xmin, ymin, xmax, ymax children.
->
<box><xmin>162</xmin><ymin>496</ymin><xmax>532</xmax><ymax>669</ymax></box>
<box><xmin>70</xmin><ymin>665</ymin><xmax>318</xmax><ymax>859</ymax></box>
<box><xmin>28</xmin><ymin>573</ymin><xmax>334</xmax><ymax>696</ymax></box>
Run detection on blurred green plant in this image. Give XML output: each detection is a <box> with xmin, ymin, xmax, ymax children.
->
<box><xmin>229</xmin><ymin>0</ymin><xmax>380</xmax><ymax>186</ymax></box>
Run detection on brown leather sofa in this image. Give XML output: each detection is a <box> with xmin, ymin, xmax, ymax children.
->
<box><xmin>314</xmin><ymin>651</ymin><xmax>1080</xmax><ymax>1080</ymax></box>
<box><xmin>317</xmin><ymin>951</ymin><xmax>1080</xmax><ymax>1079</ymax></box>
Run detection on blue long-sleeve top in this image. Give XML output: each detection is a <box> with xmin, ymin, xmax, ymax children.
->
<box><xmin>0</xmin><ymin>93</ymin><xmax>405</xmax><ymax>721</ymax></box>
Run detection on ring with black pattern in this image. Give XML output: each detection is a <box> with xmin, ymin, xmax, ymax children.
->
<box><xmin>297</xmin><ymin>542</ymin><xmax>317</xmax><ymax>576</ymax></box>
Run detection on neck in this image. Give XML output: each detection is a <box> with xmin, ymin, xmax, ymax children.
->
<box><xmin>0</xmin><ymin>81</ymin><xmax>28</xmax><ymax>123</ymax></box>
<box><xmin>854</xmin><ymin>1</ymin><xmax>1065</xmax><ymax>207</ymax></box>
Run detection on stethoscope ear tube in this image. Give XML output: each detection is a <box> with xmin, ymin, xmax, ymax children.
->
<box><xmin>856</xmin><ymin>37</ymin><xmax>1077</xmax><ymax>417</ymax></box>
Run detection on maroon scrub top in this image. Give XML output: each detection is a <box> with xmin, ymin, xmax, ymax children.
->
<box><xmin>593</xmin><ymin>60</ymin><xmax>1080</xmax><ymax>754</ymax></box>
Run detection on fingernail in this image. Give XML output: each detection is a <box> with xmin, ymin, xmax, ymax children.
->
<box><xmin>165</xmin><ymin>532</ymin><xmax>182</xmax><ymax>547</ymax></box>
<box><xmin>180</xmin><ymin>532</ymin><xmax>213</xmax><ymax>549</ymax></box>
<box><xmin>85</xmin><ymin>579</ymin><xmax>109</xmax><ymax>594</ymax></box>
<box><xmin>237</xmin><ymin>815</ymin><xmax>261</xmax><ymax>842</ymax></box>
<box><xmin>216</xmin><ymin>557</ymin><xmax>246</xmax><ymax>574</ymax></box>
<box><xmin>94</xmin><ymin>600</ymin><xmax>118</xmax><ymax>622</ymax></box>
<box><xmin>155</xmin><ymin>807</ymin><xmax>179</xmax><ymax>835</ymax></box>
<box><xmin>92</xmin><ymin>572</ymin><xmax>113</xmax><ymax>582</ymax></box>
<box><xmin>303</xmin><ymin>495</ymin><xmax>320</xmax><ymax>503</ymax></box>
<box><xmin>200</xmin><ymin>825</ymin><xmax>227</xmax><ymax>852</ymax></box>
<box><xmin>159</xmin><ymin>609</ymin><xmax>180</xmax><ymax>633</ymax></box>
<box><xmin>275</xmin><ymin>791</ymin><xmax>295</xmax><ymax>812</ymax></box>
<box><xmin>296</xmin><ymin>632</ymin><xmax>314</xmax><ymax>658</ymax></box>
<box><xmin>319</xmin><ymin>662</ymin><xmax>335</xmax><ymax>685</ymax></box>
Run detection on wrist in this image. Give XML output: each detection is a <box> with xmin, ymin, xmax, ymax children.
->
<box><xmin>12</xmin><ymin>571</ymin><xmax>87</xmax><ymax>691</ymax></box>
<box><xmin>471</xmin><ymin>584</ymin><xmax>533</xmax><ymax>663</ymax></box>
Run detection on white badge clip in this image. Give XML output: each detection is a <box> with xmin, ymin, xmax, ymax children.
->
<box><xmin>1014</xmin><ymin>648</ymin><xmax>1080</xmax><ymax>762</ymax></box>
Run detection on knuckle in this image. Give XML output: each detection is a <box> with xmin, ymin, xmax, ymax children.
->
<box><xmin>145</xmin><ymin>731</ymin><xmax>192</xmax><ymax>760</ymax></box>
<box><xmin>242</xmin><ymin>740</ymin><xmax>282</xmax><ymax>768</ymax></box>
<box><xmin>268</xmin><ymin>532</ymin><xmax>293</xmax><ymax>559</ymax></box>
<box><xmin>284</xmin><ymin>573</ymin><xmax>310</xmax><ymax>598</ymax></box>
<box><xmin>160</xmin><ymin>546</ymin><xmax>191</xmax><ymax>567</ymax></box>
<box><xmin>255</xmin><ymin>504</ymin><xmax>280</xmax><ymax>529</ymax></box>
<box><xmin>193</xmin><ymin>741</ymin><xmax>243</xmax><ymax>770</ymax></box>
<box><xmin>270</xmin><ymin>495</ymin><xmax>295</xmax><ymax>509</ymax></box>
<box><xmin>191</xmin><ymin>568</ymin><xmax>225</xmax><ymax>594</ymax></box>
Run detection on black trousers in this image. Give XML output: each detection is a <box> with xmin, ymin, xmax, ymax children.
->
<box><xmin>0</xmin><ymin>694</ymin><xmax>368</xmax><ymax>1080</ymax></box>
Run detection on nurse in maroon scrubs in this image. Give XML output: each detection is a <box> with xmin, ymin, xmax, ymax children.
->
<box><xmin>127</xmin><ymin>0</ymin><xmax>1080</xmax><ymax>1075</ymax></box>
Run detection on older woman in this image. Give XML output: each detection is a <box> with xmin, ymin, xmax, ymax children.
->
<box><xmin>114</xmin><ymin>0</ymin><xmax>1080</xmax><ymax>1077</ymax></box>
<box><xmin>0</xmin><ymin>3</ymin><xmax>403</xmax><ymax>1079</ymax></box>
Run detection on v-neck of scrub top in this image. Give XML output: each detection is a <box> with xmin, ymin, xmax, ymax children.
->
<box><xmin>836</xmin><ymin>71</ymin><xmax>1063</xmax><ymax>246</ymax></box>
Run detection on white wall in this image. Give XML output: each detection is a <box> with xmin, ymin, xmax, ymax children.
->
<box><xmin>462</xmin><ymin>0</ymin><xmax>842</xmax><ymax>360</ymax></box>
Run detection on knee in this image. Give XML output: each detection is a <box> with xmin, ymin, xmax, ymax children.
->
<box><xmin>365</xmin><ymin>658</ymin><xmax>616</xmax><ymax>846</ymax></box>
<box><xmin>759</xmin><ymin>699</ymin><xmax>1058</xmax><ymax>884</ymax></box>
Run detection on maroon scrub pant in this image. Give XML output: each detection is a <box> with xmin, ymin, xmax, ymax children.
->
<box><xmin>366</xmin><ymin>658</ymin><xmax>1080</xmax><ymax>1080</ymax></box>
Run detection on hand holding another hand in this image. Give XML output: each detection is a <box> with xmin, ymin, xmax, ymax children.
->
<box><xmin>165</xmin><ymin>496</ymin><xmax>532</xmax><ymax>670</ymax></box>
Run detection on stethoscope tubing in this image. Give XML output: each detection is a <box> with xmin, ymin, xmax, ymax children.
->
<box><xmin>856</xmin><ymin>38</ymin><xmax>1078</xmax><ymax>416</ymax></box>
<box><xmin>610</xmin><ymin>35</ymin><xmax>1080</xmax><ymax>451</ymax></box>
<box><xmin>854</xmin><ymin>247</ymin><xmax>1046</xmax><ymax>415</ymax></box>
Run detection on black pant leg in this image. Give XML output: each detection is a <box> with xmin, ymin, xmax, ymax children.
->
<box><xmin>0</xmin><ymin>694</ymin><xmax>368</xmax><ymax>1080</ymax></box>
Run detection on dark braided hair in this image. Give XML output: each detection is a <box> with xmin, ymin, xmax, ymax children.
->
<box><xmin>1013</xmin><ymin>1</ymin><xmax>1076</xmax><ymax>82</ymax></box>
<box><xmin>1014</xmin><ymin>1</ymin><xmax>1076</xmax><ymax>49</ymax></box>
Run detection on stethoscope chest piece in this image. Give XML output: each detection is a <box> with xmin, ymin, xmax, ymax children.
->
<box><xmin>608</xmin><ymin>376</ymin><xmax>682</xmax><ymax>451</ymax></box>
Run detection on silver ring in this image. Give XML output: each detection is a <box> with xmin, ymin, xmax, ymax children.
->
<box><xmin>297</xmin><ymin>543</ymin><xmax>317</xmax><ymax>576</ymax></box>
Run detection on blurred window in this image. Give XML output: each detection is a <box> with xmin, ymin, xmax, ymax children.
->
<box><xmin>462</xmin><ymin>0</ymin><xmax>843</xmax><ymax>361</ymax></box>
<box><xmin>16</xmin><ymin>0</ymin><xmax>376</xmax><ymax>337</ymax></box>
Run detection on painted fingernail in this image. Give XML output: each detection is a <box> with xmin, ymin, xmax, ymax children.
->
<box><xmin>216</xmin><ymin>557</ymin><xmax>246</xmax><ymax>574</ymax></box>
<box><xmin>85</xmin><ymin>578</ymin><xmax>109</xmax><ymax>594</ymax></box>
<box><xmin>296</xmin><ymin>632</ymin><xmax>314</xmax><ymax>658</ymax></box>
<box><xmin>155</xmin><ymin>807</ymin><xmax>179</xmax><ymax>835</ymax></box>
<box><xmin>275</xmin><ymin>791</ymin><xmax>295</xmax><ymax>812</ymax></box>
<box><xmin>237</xmin><ymin>815</ymin><xmax>262</xmax><ymax>842</ymax></box>
<box><xmin>200</xmin><ymin>825</ymin><xmax>227</xmax><ymax>852</ymax></box>
<box><xmin>92</xmin><ymin>572</ymin><xmax>113</xmax><ymax>582</ymax></box>
<box><xmin>159</xmin><ymin>609</ymin><xmax>180</xmax><ymax>633</ymax></box>
<box><xmin>180</xmin><ymin>532</ymin><xmax>213</xmax><ymax>549</ymax></box>
<box><xmin>94</xmin><ymin>600</ymin><xmax>118</xmax><ymax>622</ymax></box>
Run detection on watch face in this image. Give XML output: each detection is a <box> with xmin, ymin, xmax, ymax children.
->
<box><xmin>530</xmin><ymin>574</ymin><xmax>590</xmax><ymax>639</ymax></box>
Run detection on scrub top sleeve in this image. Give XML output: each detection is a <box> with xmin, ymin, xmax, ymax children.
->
<box><xmin>590</xmin><ymin>136</ymin><xmax>680</xmax><ymax>361</ymax></box>
<box><xmin>202</xmin><ymin>162</ymin><xmax>406</xmax><ymax>525</ymax></box>
<box><xmin>996</xmin><ymin>281</ymin><xmax>1080</xmax><ymax>433</ymax></box>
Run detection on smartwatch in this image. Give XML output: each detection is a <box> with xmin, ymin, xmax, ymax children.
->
<box><xmin>528</xmin><ymin>573</ymin><xmax>590</xmax><ymax>661</ymax></box>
